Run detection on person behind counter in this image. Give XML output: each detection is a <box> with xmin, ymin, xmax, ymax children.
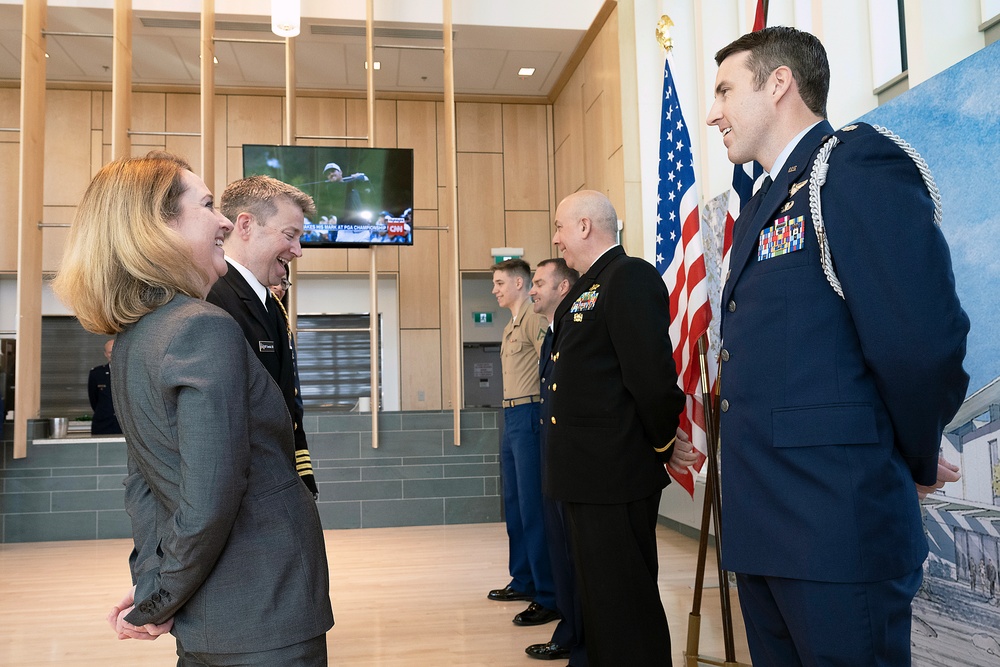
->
<box><xmin>52</xmin><ymin>151</ymin><xmax>334</xmax><ymax>666</ymax></box>
<box><xmin>88</xmin><ymin>339</ymin><xmax>122</xmax><ymax>435</ymax></box>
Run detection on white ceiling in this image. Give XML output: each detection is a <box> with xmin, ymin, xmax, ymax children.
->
<box><xmin>0</xmin><ymin>2</ymin><xmax>605</xmax><ymax>98</ymax></box>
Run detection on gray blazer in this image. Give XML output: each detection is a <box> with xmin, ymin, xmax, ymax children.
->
<box><xmin>114</xmin><ymin>295</ymin><xmax>333</xmax><ymax>654</ymax></box>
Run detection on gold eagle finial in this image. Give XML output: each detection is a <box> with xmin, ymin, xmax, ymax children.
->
<box><xmin>657</xmin><ymin>15</ymin><xmax>675</xmax><ymax>51</ymax></box>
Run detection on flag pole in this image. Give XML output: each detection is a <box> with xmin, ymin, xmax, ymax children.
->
<box><xmin>683</xmin><ymin>335</ymin><xmax>745</xmax><ymax>667</ymax></box>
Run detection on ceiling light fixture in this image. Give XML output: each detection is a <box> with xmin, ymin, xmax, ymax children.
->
<box><xmin>271</xmin><ymin>0</ymin><xmax>301</xmax><ymax>38</ymax></box>
<box><xmin>518</xmin><ymin>67</ymin><xmax>535</xmax><ymax>76</ymax></box>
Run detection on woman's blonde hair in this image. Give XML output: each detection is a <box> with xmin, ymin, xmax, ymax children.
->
<box><xmin>52</xmin><ymin>152</ymin><xmax>210</xmax><ymax>334</ymax></box>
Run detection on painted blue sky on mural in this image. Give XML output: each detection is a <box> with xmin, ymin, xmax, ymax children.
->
<box><xmin>859</xmin><ymin>42</ymin><xmax>1000</xmax><ymax>398</ymax></box>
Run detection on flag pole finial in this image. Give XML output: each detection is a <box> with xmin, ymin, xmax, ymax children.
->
<box><xmin>657</xmin><ymin>15</ymin><xmax>675</xmax><ymax>52</ymax></box>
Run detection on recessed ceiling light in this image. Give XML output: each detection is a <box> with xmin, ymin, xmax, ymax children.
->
<box><xmin>518</xmin><ymin>67</ymin><xmax>535</xmax><ymax>76</ymax></box>
<box><xmin>365</xmin><ymin>61</ymin><xmax>381</xmax><ymax>70</ymax></box>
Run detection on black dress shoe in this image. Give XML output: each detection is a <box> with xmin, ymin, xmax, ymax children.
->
<box><xmin>525</xmin><ymin>641</ymin><xmax>571</xmax><ymax>660</ymax></box>
<box><xmin>513</xmin><ymin>602</ymin><xmax>560</xmax><ymax>626</ymax></box>
<box><xmin>487</xmin><ymin>585</ymin><xmax>532</xmax><ymax>602</ymax></box>
<box><xmin>486</xmin><ymin>584</ymin><xmax>531</xmax><ymax>602</ymax></box>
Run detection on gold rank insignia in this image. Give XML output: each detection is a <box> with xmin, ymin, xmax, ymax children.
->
<box><xmin>780</xmin><ymin>200</ymin><xmax>794</xmax><ymax>214</ymax></box>
<box><xmin>789</xmin><ymin>180</ymin><xmax>806</xmax><ymax>197</ymax></box>
<box><xmin>842</xmin><ymin>124</ymin><xmax>858</xmax><ymax>131</ymax></box>
<box><xmin>573</xmin><ymin>313</ymin><xmax>583</xmax><ymax>322</ymax></box>
<box><xmin>787</xmin><ymin>165</ymin><xmax>797</xmax><ymax>173</ymax></box>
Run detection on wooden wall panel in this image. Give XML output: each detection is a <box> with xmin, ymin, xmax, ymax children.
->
<box><xmin>456</xmin><ymin>102</ymin><xmax>502</xmax><ymax>153</ymax></box>
<box><xmin>502</xmin><ymin>104</ymin><xmax>549</xmax><ymax>211</ymax></box>
<box><xmin>345</xmin><ymin>98</ymin><xmax>368</xmax><ymax>147</ymax></box>
<box><xmin>41</xmin><ymin>206</ymin><xmax>74</xmax><ymax>274</ymax></box>
<box><xmin>397</xmin><ymin>100</ymin><xmax>438</xmax><ymax>211</ymax></box>
<box><xmin>552</xmin><ymin>66</ymin><xmax>582</xmax><ymax>152</ymax></box>
<box><xmin>457</xmin><ymin>152</ymin><xmax>504</xmax><ymax>271</ymax></box>
<box><xmin>227</xmin><ymin>95</ymin><xmax>282</xmax><ymax>148</ymax></box>
<box><xmin>347</xmin><ymin>245</ymin><xmax>399</xmax><ymax>273</ymax></box>
<box><xmin>553</xmin><ymin>135</ymin><xmax>584</xmax><ymax>203</ymax></box>
<box><xmin>297</xmin><ymin>97</ymin><xmax>347</xmax><ymax>145</ymax></box>
<box><xmin>101</xmin><ymin>91</ymin><xmax>111</xmax><ymax>147</ymax></box>
<box><xmin>212</xmin><ymin>94</ymin><xmax>228</xmax><ymax>195</ymax></box>
<box><xmin>375</xmin><ymin>99</ymin><xmax>397</xmax><ymax>148</ymax></box>
<box><xmin>44</xmin><ymin>90</ymin><xmax>92</xmax><ymax>208</ymax></box>
<box><xmin>606</xmin><ymin>146</ymin><xmax>625</xmax><ymax>224</ymax></box>
<box><xmin>0</xmin><ymin>141</ymin><xmax>18</xmax><ymax>271</ymax></box>
<box><xmin>130</xmin><ymin>92</ymin><xmax>166</xmax><ymax>147</ymax></box>
<box><xmin>602</xmin><ymin>8</ymin><xmax>623</xmax><ymax>159</ymax></box>
<box><xmin>165</xmin><ymin>93</ymin><xmax>201</xmax><ymax>173</ymax></box>
<box><xmin>90</xmin><ymin>91</ymin><xmax>103</xmax><ymax>131</ymax></box>
<box><xmin>582</xmin><ymin>20</ymin><xmax>607</xmax><ymax>112</ymax></box>
<box><xmin>297</xmin><ymin>248</ymin><xmax>349</xmax><ymax>273</ymax></box>
<box><xmin>0</xmin><ymin>88</ymin><xmax>20</xmax><ymax>135</ymax></box>
<box><xmin>437</xmin><ymin>186</ymin><xmax>457</xmax><ymax>408</ymax></box>
<box><xmin>90</xmin><ymin>130</ymin><xmax>103</xmax><ymax>176</ymax></box>
<box><xmin>505</xmin><ymin>211</ymin><xmax>553</xmax><ymax>267</ymax></box>
<box><xmin>399</xmin><ymin>328</ymin><xmax>442</xmax><ymax>410</ymax></box>
<box><xmin>398</xmin><ymin>224</ymin><xmax>440</xmax><ymax>329</ymax></box>
<box><xmin>582</xmin><ymin>91</ymin><xmax>607</xmax><ymax>195</ymax></box>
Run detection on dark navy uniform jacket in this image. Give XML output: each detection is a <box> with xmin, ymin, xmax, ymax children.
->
<box><xmin>719</xmin><ymin>121</ymin><xmax>970</xmax><ymax>583</ymax></box>
<box><xmin>545</xmin><ymin>246</ymin><xmax>685</xmax><ymax>505</ymax></box>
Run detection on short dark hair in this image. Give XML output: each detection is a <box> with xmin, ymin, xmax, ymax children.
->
<box><xmin>491</xmin><ymin>258</ymin><xmax>532</xmax><ymax>282</ymax></box>
<box><xmin>537</xmin><ymin>258</ymin><xmax>579</xmax><ymax>287</ymax></box>
<box><xmin>714</xmin><ymin>26</ymin><xmax>829</xmax><ymax>118</ymax></box>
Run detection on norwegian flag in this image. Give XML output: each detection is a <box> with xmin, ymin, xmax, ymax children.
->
<box><xmin>655</xmin><ymin>53</ymin><xmax>709</xmax><ymax>497</ymax></box>
<box><xmin>719</xmin><ymin>0</ymin><xmax>768</xmax><ymax>287</ymax></box>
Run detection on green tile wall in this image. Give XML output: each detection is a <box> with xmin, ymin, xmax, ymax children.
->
<box><xmin>0</xmin><ymin>410</ymin><xmax>500</xmax><ymax>543</ymax></box>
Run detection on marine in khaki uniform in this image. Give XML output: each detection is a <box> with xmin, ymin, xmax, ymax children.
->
<box><xmin>486</xmin><ymin>258</ymin><xmax>559</xmax><ymax>629</ymax></box>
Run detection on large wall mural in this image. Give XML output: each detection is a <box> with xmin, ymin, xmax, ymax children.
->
<box><xmin>861</xmin><ymin>40</ymin><xmax>1000</xmax><ymax>667</ymax></box>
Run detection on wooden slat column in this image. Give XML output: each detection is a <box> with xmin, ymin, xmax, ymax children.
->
<box><xmin>284</xmin><ymin>28</ymin><xmax>298</xmax><ymax>334</ymax></box>
<box><xmin>201</xmin><ymin>0</ymin><xmax>215</xmax><ymax>192</ymax></box>
<box><xmin>443</xmin><ymin>0</ymin><xmax>461</xmax><ymax>445</ymax></box>
<box><xmin>13</xmin><ymin>1</ymin><xmax>47</xmax><ymax>458</ymax></box>
<box><xmin>366</xmin><ymin>0</ymin><xmax>380</xmax><ymax>447</ymax></box>
<box><xmin>111</xmin><ymin>0</ymin><xmax>131</xmax><ymax>160</ymax></box>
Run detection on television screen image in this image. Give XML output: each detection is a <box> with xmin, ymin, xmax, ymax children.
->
<box><xmin>242</xmin><ymin>144</ymin><xmax>415</xmax><ymax>247</ymax></box>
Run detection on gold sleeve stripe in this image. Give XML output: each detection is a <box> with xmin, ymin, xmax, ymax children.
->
<box><xmin>296</xmin><ymin>451</ymin><xmax>314</xmax><ymax>475</ymax></box>
<box><xmin>653</xmin><ymin>436</ymin><xmax>676</xmax><ymax>453</ymax></box>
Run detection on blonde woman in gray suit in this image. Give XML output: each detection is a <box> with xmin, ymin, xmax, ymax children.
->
<box><xmin>53</xmin><ymin>153</ymin><xmax>334</xmax><ymax>666</ymax></box>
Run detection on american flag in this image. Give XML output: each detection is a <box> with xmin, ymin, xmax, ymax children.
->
<box><xmin>656</xmin><ymin>53</ymin><xmax>709</xmax><ymax>496</ymax></box>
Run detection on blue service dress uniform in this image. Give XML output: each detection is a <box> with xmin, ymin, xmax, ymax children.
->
<box><xmin>719</xmin><ymin>121</ymin><xmax>970</xmax><ymax>663</ymax></box>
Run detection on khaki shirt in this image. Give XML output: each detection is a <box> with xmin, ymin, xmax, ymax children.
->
<box><xmin>500</xmin><ymin>302</ymin><xmax>547</xmax><ymax>400</ymax></box>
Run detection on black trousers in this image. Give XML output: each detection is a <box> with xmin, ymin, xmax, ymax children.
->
<box><xmin>565</xmin><ymin>490</ymin><xmax>671</xmax><ymax>666</ymax></box>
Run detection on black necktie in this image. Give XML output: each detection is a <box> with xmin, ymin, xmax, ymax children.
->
<box><xmin>757</xmin><ymin>175</ymin><xmax>773</xmax><ymax>198</ymax></box>
<box><xmin>539</xmin><ymin>328</ymin><xmax>554</xmax><ymax>385</ymax></box>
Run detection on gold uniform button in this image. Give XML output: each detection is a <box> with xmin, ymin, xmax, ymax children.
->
<box><xmin>721</xmin><ymin>349</ymin><xmax>730</xmax><ymax>361</ymax></box>
<box><xmin>720</xmin><ymin>399</ymin><xmax>730</xmax><ymax>412</ymax></box>
<box><xmin>551</xmin><ymin>383</ymin><xmax>557</xmax><ymax>391</ymax></box>
<box><xmin>727</xmin><ymin>300</ymin><xmax>737</xmax><ymax>313</ymax></box>
<box><xmin>554</xmin><ymin>352</ymin><xmax>560</xmax><ymax>361</ymax></box>
<box><xmin>551</xmin><ymin>416</ymin><xmax>557</xmax><ymax>425</ymax></box>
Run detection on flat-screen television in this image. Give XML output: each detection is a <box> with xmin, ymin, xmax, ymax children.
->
<box><xmin>242</xmin><ymin>144</ymin><xmax>415</xmax><ymax>247</ymax></box>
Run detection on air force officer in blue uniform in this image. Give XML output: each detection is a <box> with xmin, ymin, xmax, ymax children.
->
<box><xmin>707</xmin><ymin>27</ymin><xmax>969</xmax><ymax>665</ymax></box>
